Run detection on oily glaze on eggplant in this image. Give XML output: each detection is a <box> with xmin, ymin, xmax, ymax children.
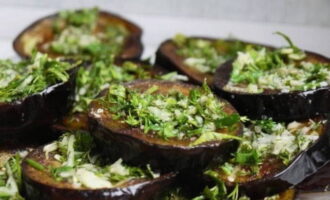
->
<box><xmin>208</xmin><ymin>118</ymin><xmax>330</xmax><ymax>198</ymax></box>
<box><xmin>213</xmin><ymin>52</ymin><xmax>330</xmax><ymax>121</ymax></box>
<box><xmin>155</xmin><ymin>37</ymin><xmax>263</xmax><ymax>86</ymax></box>
<box><xmin>22</xmin><ymin>147</ymin><xmax>176</xmax><ymax>200</ymax></box>
<box><xmin>0</xmin><ymin>68</ymin><xmax>77</xmax><ymax>138</ymax></box>
<box><xmin>88</xmin><ymin>80</ymin><xmax>242</xmax><ymax>171</ymax></box>
<box><xmin>297</xmin><ymin>157</ymin><xmax>330</xmax><ymax>192</ymax></box>
<box><xmin>13</xmin><ymin>10</ymin><xmax>143</xmax><ymax>61</ymax></box>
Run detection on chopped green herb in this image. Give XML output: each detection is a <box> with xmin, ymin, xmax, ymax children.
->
<box><xmin>58</xmin><ymin>7</ymin><xmax>98</xmax><ymax>28</ymax></box>
<box><xmin>0</xmin><ymin>52</ymin><xmax>70</xmax><ymax>102</ymax></box>
<box><xmin>0</xmin><ymin>154</ymin><xmax>25</xmax><ymax>200</ymax></box>
<box><xmin>102</xmin><ymin>82</ymin><xmax>240</xmax><ymax>143</ymax></box>
<box><xmin>235</xmin><ymin>149</ymin><xmax>259</xmax><ymax>165</ymax></box>
<box><xmin>50</xmin><ymin>8</ymin><xmax>129</xmax><ymax>59</ymax></box>
<box><xmin>41</xmin><ymin>131</ymin><xmax>158</xmax><ymax>189</ymax></box>
<box><xmin>227</xmin><ymin>32</ymin><xmax>330</xmax><ymax>93</ymax></box>
<box><xmin>191</xmin><ymin>132</ymin><xmax>242</xmax><ymax>146</ymax></box>
<box><xmin>216</xmin><ymin>118</ymin><xmax>324</xmax><ymax>182</ymax></box>
<box><xmin>173</xmin><ymin>34</ymin><xmax>256</xmax><ymax>74</ymax></box>
<box><xmin>73</xmin><ymin>59</ymin><xmax>153</xmax><ymax>112</ymax></box>
<box><xmin>26</xmin><ymin>159</ymin><xmax>46</xmax><ymax>171</ymax></box>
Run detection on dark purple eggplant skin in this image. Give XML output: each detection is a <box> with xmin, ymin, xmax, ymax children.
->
<box><xmin>211</xmin><ymin>117</ymin><xmax>330</xmax><ymax>199</ymax></box>
<box><xmin>213</xmin><ymin>52</ymin><xmax>330</xmax><ymax>121</ymax></box>
<box><xmin>22</xmin><ymin>148</ymin><xmax>177</xmax><ymax>200</ymax></box>
<box><xmin>88</xmin><ymin>80</ymin><xmax>242</xmax><ymax>171</ymax></box>
<box><xmin>0</xmin><ymin>67</ymin><xmax>78</xmax><ymax>138</ymax></box>
<box><xmin>13</xmin><ymin>10</ymin><xmax>143</xmax><ymax>61</ymax></box>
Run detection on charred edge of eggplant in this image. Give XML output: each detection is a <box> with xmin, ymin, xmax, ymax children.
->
<box><xmin>0</xmin><ymin>67</ymin><xmax>78</xmax><ymax>138</ymax></box>
<box><xmin>88</xmin><ymin>80</ymin><xmax>242</xmax><ymax>171</ymax></box>
<box><xmin>155</xmin><ymin>37</ymin><xmax>274</xmax><ymax>86</ymax></box>
<box><xmin>213</xmin><ymin>52</ymin><xmax>330</xmax><ymax>121</ymax></box>
<box><xmin>51</xmin><ymin>61</ymin><xmax>168</xmax><ymax>133</ymax></box>
<box><xmin>22</xmin><ymin>147</ymin><xmax>177</xmax><ymax>200</ymax></box>
<box><xmin>13</xmin><ymin>10</ymin><xmax>143</xmax><ymax>61</ymax></box>
<box><xmin>209</xmin><ymin>117</ymin><xmax>330</xmax><ymax>199</ymax></box>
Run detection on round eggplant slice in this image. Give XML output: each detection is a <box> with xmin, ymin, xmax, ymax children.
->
<box><xmin>213</xmin><ymin>52</ymin><xmax>330</xmax><ymax>121</ymax></box>
<box><xmin>13</xmin><ymin>10</ymin><xmax>143</xmax><ymax>61</ymax></box>
<box><xmin>0</xmin><ymin>68</ymin><xmax>77</xmax><ymax>138</ymax></box>
<box><xmin>208</xmin><ymin>118</ymin><xmax>330</xmax><ymax>199</ymax></box>
<box><xmin>88</xmin><ymin>80</ymin><xmax>242</xmax><ymax>171</ymax></box>
<box><xmin>155</xmin><ymin>37</ymin><xmax>263</xmax><ymax>86</ymax></box>
<box><xmin>22</xmin><ymin>147</ymin><xmax>177</xmax><ymax>200</ymax></box>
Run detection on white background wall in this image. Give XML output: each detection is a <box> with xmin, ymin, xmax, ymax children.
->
<box><xmin>0</xmin><ymin>0</ymin><xmax>329</xmax><ymax>59</ymax></box>
<box><xmin>0</xmin><ymin>0</ymin><xmax>329</xmax><ymax>27</ymax></box>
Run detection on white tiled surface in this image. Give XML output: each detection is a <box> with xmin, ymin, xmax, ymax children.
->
<box><xmin>0</xmin><ymin>6</ymin><xmax>329</xmax><ymax>60</ymax></box>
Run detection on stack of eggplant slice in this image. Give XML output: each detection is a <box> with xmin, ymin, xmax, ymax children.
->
<box><xmin>1</xmin><ymin>8</ymin><xmax>185</xmax><ymax>200</ymax></box>
<box><xmin>0</xmin><ymin>6</ymin><xmax>330</xmax><ymax>200</ymax></box>
<box><xmin>155</xmin><ymin>33</ymin><xmax>330</xmax><ymax>199</ymax></box>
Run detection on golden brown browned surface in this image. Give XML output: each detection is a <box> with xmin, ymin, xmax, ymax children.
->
<box><xmin>157</xmin><ymin>40</ymin><xmax>214</xmax><ymax>85</ymax></box>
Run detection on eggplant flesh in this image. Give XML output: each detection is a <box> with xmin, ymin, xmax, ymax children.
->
<box><xmin>155</xmin><ymin>39</ymin><xmax>215</xmax><ymax>85</ymax></box>
<box><xmin>13</xmin><ymin>10</ymin><xmax>143</xmax><ymax>61</ymax></box>
<box><xmin>22</xmin><ymin>147</ymin><xmax>176</xmax><ymax>200</ymax></box>
<box><xmin>213</xmin><ymin>52</ymin><xmax>330</xmax><ymax>121</ymax></box>
<box><xmin>88</xmin><ymin>80</ymin><xmax>242</xmax><ymax>171</ymax></box>
<box><xmin>210</xmin><ymin>117</ymin><xmax>330</xmax><ymax>199</ymax></box>
<box><xmin>0</xmin><ymin>68</ymin><xmax>77</xmax><ymax>138</ymax></box>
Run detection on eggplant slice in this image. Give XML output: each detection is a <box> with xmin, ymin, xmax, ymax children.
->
<box><xmin>53</xmin><ymin>62</ymin><xmax>169</xmax><ymax>132</ymax></box>
<box><xmin>22</xmin><ymin>147</ymin><xmax>176</xmax><ymax>200</ymax></box>
<box><xmin>214</xmin><ymin>51</ymin><xmax>330</xmax><ymax>121</ymax></box>
<box><xmin>155</xmin><ymin>37</ymin><xmax>262</xmax><ymax>85</ymax></box>
<box><xmin>207</xmin><ymin>117</ymin><xmax>330</xmax><ymax>198</ymax></box>
<box><xmin>88</xmin><ymin>80</ymin><xmax>242</xmax><ymax>171</ymax></box>
<box><xmin>13</xmin><ymin>10</ymin><xmax>143</xmax><ymax>61</ymax></box>
<box><xmin>0</xmin><ymin>68</ymin><xmax>77</xmax><ymax>138</ymax></box>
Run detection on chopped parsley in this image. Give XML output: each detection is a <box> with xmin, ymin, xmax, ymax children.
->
<box><xmin>173</xmin><ymin>34</ymin><xmax>256</xmax><ymax>74</ymax></box>
<box><xmin>0</xmin><ymin>154</ymin><xmax>25</xmax><ymax>200</ymax></box>
<box><xmin>73</xmin><ymin>59</ymin><xmax>153</xmax><ymax>113</ymax></box>
<box><xmin>226</xmin><ymin>32</ymin><xmax>330</xmax><ymax>93</ymax></box>
<box><xmin>0</xmin><ymin>52</ymin><xmax>70</xmax><ymax>102</ymax></box>
<box><xmin>50</xmin><ymin>7</ymin><xmax>128</xmax><ymax>59</ymax></box>
<box><xmin>214</xmin><ymin>118</ymin><xmax>324</xmax><ymax>182</ymax></box>
<box><xmin>72</xmin><ymin>57</ymin><xmax>187</xmax><ymax>113</ymax></box>
<box><xmin>33</xmin><ymin>131</ymin><xmax>159</xmax><ymax>189</ymax></box>
<box><xmin>101</xmin><ymin>82</ymin><xmax>241</xmax><ymax>143</ymax></box>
